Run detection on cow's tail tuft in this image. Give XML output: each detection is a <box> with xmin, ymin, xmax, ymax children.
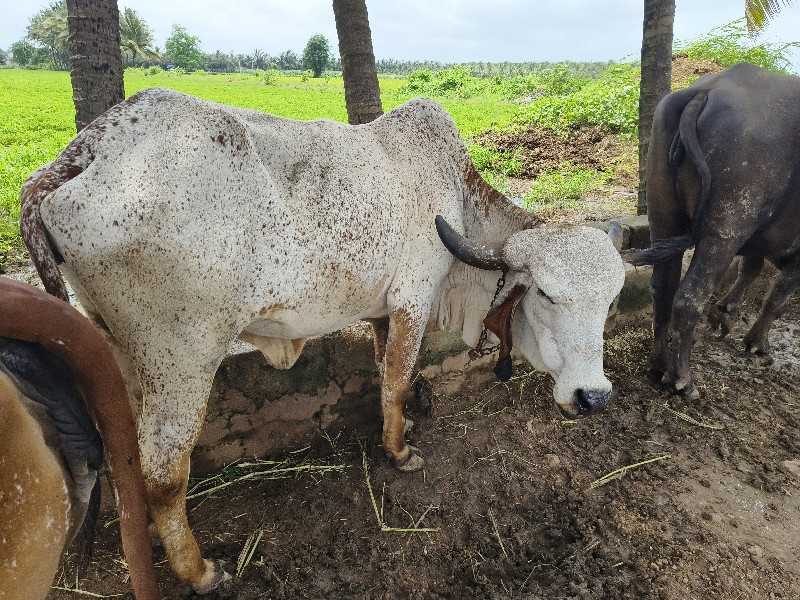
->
<box><xmin>622</xmin><ymin>233</ymin><xmax>694</xmax><ymax>266</ymax></box>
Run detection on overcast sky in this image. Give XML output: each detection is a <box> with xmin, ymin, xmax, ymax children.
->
<box><xmin>3</xmin><ymin>0</ymin><xmax>799</xmax><ymax>70</ymax></box>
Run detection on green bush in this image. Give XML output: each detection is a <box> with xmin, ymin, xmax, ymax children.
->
<box><xmin>146</xmin><ymin>65</ymin><xmax>163</xmax><ymax>76</ymax></box>
<box><xmin>676</xmin><ymin>19</ymin><xmax>799</xmax><ymax>73</ymax></box>
<box><xmin>523</xmin><ymin>63</ymin><xmax>639</xmax><ymax>136</ymax></box>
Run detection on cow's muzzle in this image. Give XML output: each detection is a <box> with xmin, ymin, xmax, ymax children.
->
<box><xmin>559</xmin><ymin>388</ymin><xmax>611</xmax><ymax>419</ymax></box>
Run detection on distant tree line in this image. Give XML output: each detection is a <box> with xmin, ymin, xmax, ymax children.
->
<box><xmin>1</xmin><ymin>1</ymin><xmax>611</xmax><ymax>79</ymax></box>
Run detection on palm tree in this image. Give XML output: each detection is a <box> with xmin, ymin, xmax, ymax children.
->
<box><xmin>636</xmin><ymin>0</ymin><xmax>795</xmax><ymax>215</ymax></box>
<box><xmin>332</xmin><ymin>0</ymin><xmax>383</xmax><ymax>124</ymax></box>
<box><xmin>636</xmin><ymin>0</ymin><xmax>674</xmax><ymax>215</ymax></box>
<box><xmin>27</xmin><ymin>1</ymin><xmax>70</xmax><ymax>70</ymax></box>
<box><xmin>119</xmin><ymin>7</ymin><xmax>159</xmax><ymax>67</ymax></box>
<box><xmin>65</xmin><ymin>0</ymin><xmax>124</xmax><ymax>132</ymax></box>
<box><xmin>746</xmin><ymin>0</ymin><xmax>795</xmax><ymax>32</ymax></box>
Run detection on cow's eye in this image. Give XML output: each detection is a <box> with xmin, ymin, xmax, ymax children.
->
<box><xmin>537</xmin><ymin>288</ymin><xmax>555</xmax><ymax>304</ymax></box>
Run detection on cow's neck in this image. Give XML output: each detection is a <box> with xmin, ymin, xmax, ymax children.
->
<box><xmin>430</xmin><ymin>165</ymin><xmax>539</xmax><ymax>346</ymax></box>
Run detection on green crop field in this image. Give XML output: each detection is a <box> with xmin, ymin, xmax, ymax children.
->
<box><xmin>0</xmin><ymin>68</ymin><xmax>522</xmax><ymax>261</ymax></box>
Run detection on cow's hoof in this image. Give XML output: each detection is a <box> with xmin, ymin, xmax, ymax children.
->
<box><xmin>403</xmin><ymin>417</ymin><xmax>415</xmax><ymax>435</ymax></box>
<box><xmin>394</xmin><ymin>446</ymin><xmax>424</xmax><ymax>472</ymax></box>
<box><xmin>192</xmin><ymin>559</ymin><xmax>231</xmax><ymax>594</ymax></box>
<box><xmin>671</xmin><ymin>381</ymin><xmax>699</xmax><ymax>399</ymax></box>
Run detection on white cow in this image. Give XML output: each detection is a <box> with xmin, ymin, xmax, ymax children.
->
<box><xmin>22</xmin><ymin>89</ymin><xmax>624</xmax><ymax>592</ymax></box>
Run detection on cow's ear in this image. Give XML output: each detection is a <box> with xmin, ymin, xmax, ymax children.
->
<box><xmin>482</xmin><ymin>284</ymin><xmax>528</xmax><ymax>381</ymax></box>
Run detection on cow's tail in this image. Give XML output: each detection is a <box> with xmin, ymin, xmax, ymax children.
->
<box><xmin>20</xmin><ymin>162</ymin><xmax>74</xmax><ymax>303</ymax></box>
<box><xmin>622</xmin><ymin>92</ymin><xmax>711</xmax><ymax>267</ymax></box>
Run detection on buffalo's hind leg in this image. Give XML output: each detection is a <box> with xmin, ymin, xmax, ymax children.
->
<box><xmin>707</xmin><ymin>255</ymin><xmax>764</xmax><ymax>337</ymax></box>
<box><xmin>743</xmin><ymin>257</ymin><xmax>800</xmax><ymax>354</ymax></box>
<box><xmin>665</xmin><ymin>237</ymin><xmax>742</xmax><ymax>397</ymax></box>
<box><xmin>649</xmin><ymin>253</ymin><xmax>684</xmax><ymax>382</ymax></box>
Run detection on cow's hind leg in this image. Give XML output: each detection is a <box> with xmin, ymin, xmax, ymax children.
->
<box><xmin>743</xmin><ymin>257</ymin><xmax>800</xmax><ymax>354</ymax></box>
<box><xmin>381</xmin><ymin>308</ymin><xmax>426</xmax><ymax>471</ymax></box>
<box><xmin>135</xmin><ymin>349</ymin><xmax>231</xmax><ymax>593</ymax></box>
<box><xmin>707</xmin><ymin>255</ymin><xmax>764</xmax><ymax>337</ymax></box>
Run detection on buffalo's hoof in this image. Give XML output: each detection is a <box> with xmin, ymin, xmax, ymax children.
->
<box><xmin>403</xmin><ymin>417</ymin><xmax>415</xmax><ymax>436</ymax></box>
<box><xmin>661</xmin><ymin>374</ymin><xmax>700</xmax><ymax>399</ymax></box>
<box><xmin>647</xmin><ymin>367</ymin><xmax>665</xmax><ymax>384</ymax></box>
<box><xmin>707</xmin><ymin>304</ymin><xmax>735</xmax><ymax>338</ymax></box>
<box><xmin>192</xmin><ymin>559</ymin><xmax>231</xmax><ymax>594</ymax></box>
<box><xmin>394</xmin><ymin>446</ymin><xmax>424</xmax><ymax>472</ymax></box>
<box><xmin>743</xmin><ymin>335</ymin><xmax>769</xmax><ymax>356</ymax></box>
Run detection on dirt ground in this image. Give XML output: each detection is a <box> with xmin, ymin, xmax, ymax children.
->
<box><xmin>44</xmin><ymin>265</ymin><xmax>800</xmax><ymax>599</ymax></box>
<box><xmin>28</xmin><ymin>54</ymin><xmax>800</xmax><ymax>599</ymax></box>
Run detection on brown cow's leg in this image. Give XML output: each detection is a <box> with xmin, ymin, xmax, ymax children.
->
<box><xmin>649</xmin><ymin>254</ymin><xmax>684</xmax><ymax>381</ymax></box>
<box><xmin>665</xmin><ymin>238</ymin><xmax>740</xmax><ymax>396</ymax></box>
<box><xmin>708</xmin><ymin>255</ymin><xmax>764</xmax><ymax>337</ymax></box>
<box><xmin>381</xmin><ymin>308</ymin><xmax>425</xmax><ymax>472</ymax></box>
<box><xmin>743</xmin><ymin>260</ymin><xmax>800</xmax><ymax>354</ymax></box>
<box><xmin>147</xmin><ymin>452</ymin><xmax>227</xmax><ymax>593</ymax></box>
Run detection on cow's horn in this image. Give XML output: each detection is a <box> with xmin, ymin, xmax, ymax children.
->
<box><xmin>608</xmin><ymin>220</ymin><xmax>624</xmax><ymax>253</ymax></box>
<box><xmin>435</xmin><ymin>215</ymin><xmax>508</xmax><ymax>271</ymax></box>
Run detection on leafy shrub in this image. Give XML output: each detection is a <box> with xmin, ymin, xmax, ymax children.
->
<box><xmin>523</xmin><ymin>63</ymin><xmax>639</xmax><ymax>136</ymax></box>
<box><xmin>193</xmin><ymin>69</ymin><xmax>207</xmax><ymax>76</ymax></box>
<box><xmin>262</xmin><ymin>69</ymin><xmax>280</xmax><ymax>85</ymax></box>
<box><xmin>301</xmin><ymin>69</ymin><xmax>313</xmax><ymax>82</ymax></box>
<box><xmin>145</xmin><ymin>65</ymin><xmax>163</xmax><ymax>76</ymax></box>
<box><xmin>676</xmin><ymin>19</ymin><xmax>799</xmax><ymax>73</ymax></box>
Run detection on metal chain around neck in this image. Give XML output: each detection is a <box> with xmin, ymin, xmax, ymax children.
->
<box><xmin>465</xmin><ymin>270</ymin><xmax>507</xmax><ymax>367</ymax></box>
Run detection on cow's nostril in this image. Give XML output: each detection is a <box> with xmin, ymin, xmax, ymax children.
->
<box><xmin>576</xmin><ymin>388</ymin><xmax>592</xmax><ymax>415</ymax></box>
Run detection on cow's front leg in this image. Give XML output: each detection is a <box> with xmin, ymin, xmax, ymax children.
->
<box><xmin>665</xmin><ymin>239</ymin><xmax>739</xmax><ymax>397</ymax></box>
<box><xmin>381</xmin><ymin>307</ymin><xmax>426</xmax><ymax>471</ymax></box>
<box><xmin>649</xmin><ymin>254</ymin><xmax>683</xmax><ymax>381</ymax></box>
<box><xmin>708</xmin><ymin>255</ymin><xmax>763</xmax><ymax>337</ymax></box>
<box><xmin>743</xmin><ymin>260</ymin><xmax>800</xmax><ymax>354</ymax></box>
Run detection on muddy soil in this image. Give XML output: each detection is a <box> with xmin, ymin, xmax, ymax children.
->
<box><xmin>45</xmin><ymin>266</ymin><xmax>800</xmax><ymax>600</ymax></box>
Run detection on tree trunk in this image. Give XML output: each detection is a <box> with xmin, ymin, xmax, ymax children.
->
<box><xmin>332</xmin><ymin>0</ymin><xmax>383</xmax><ymax>124</ymax></box>
<box><xmin>637</xmin><ymin>0</ymin><xmax>674</xmax><ymax>215</ymax></box>
<box><xmin>66</xmin><ymin>0</ymin><xmax>125</xmax><ymax>132</ymax></box>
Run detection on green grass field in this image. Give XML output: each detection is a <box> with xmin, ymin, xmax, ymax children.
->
<box><xmin>0</xmin><ymin>68</ymin><xmax>522</xmax><ymax>261</ymax></box>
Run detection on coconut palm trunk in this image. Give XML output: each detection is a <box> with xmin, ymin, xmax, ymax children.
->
<box><xmin>332</xmin><ymin>0</ymin><xmax>383</xmax><ymax>124</ymax></box>
<box><xmin>637</xmin><ymin>0</ymin><xmax>674</xmax><ymax>215</ymax></box>
<box><xmin>66</xmin><ymin>0</ymin><xmax>125</xmax><ymax>132</ymax></box>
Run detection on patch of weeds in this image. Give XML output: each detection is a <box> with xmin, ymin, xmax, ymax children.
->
<box><xmin>522</xmin><ymin>163</ymin><xmax>611</xmax><ymax>211</ymax></box>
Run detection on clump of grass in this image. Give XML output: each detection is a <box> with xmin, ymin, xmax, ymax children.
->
<box><xmin>186</xmin><ymin>455</ymin><xmax>346</xmax><ymax>500</ymax></box>
<box><xmin>522</xmin><ymin>163</ymin><xmax>611</xmax><ymax>211</ymax></box>
<box><xmin>588</xmin><ymin>454</ymin><xmax>671</xmax><ymax>490</ymax></box>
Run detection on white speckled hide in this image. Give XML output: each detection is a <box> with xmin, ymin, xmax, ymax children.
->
<box><xmin>20</xmin><ymin>89</ymin><xmax>625</xmax><ymax>590</ymax></box>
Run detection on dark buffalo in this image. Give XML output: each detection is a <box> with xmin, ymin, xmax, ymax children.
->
<box><xmin>626</xmin><ymin>62</ymin><xmax>800</xmax><ymax>397</ymax></box>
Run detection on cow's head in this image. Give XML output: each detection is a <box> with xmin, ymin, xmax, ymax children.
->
<box><xmin>435</xmin><ymin>216</ymin><xmax>625</xmax><ymax>419</ymax></box>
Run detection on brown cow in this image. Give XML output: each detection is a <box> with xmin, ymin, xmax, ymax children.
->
<box><xmin>0</xmin><ymin>277</ymin><xmax>160</xmax><ymax>600</ymax></box>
